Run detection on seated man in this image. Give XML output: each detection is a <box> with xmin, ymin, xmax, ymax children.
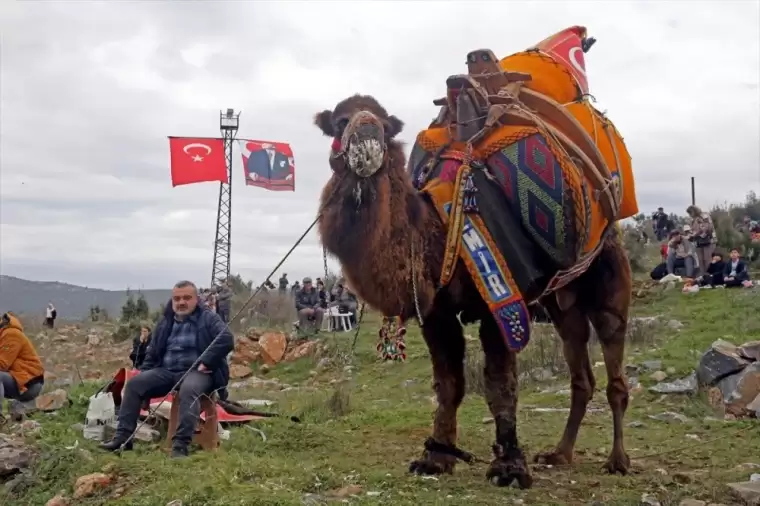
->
<box><xmin>723</xmin><ymin>248</ymin><xmax>752</xmax><ymax>288</ymax></box>
<box><xmin>100</xmin><ymin>280</ymin><xmax>234</xmax><ymax>458</ymax></box>
<box><xmin>330</xmin><ymin>280</ymin><xmax>358</xmax><ymax>324</ymax></box>
<box><xmin>295</xmin><ymin>277</ymin><xmax>324</xmax><ymax>333</ymax></box>
<box><xmin>666</xmin><ymin>230</ymin><xmax>698</xmax><ymax>278</ymax></box>
<box><xmin>697</xmin><ymin>252</ymin><xmax>726</xmax><ymax>287</ymax></box>
<box><xmin>0</xmin><ymin>312</ymin><xmax>45</xmax><ymax>423</ymax></box>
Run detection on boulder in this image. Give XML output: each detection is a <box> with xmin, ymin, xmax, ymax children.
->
<box><xmin>747</xmin><ymin>393</ymin><xmax>760</xmax><ymax>418</ymax></box>
<box><xmin>73</xmin><ymin>472</ymin><xmax>112</xmax><ymax>499</ymax></box>
<box><xmin>697</xmin><ymin>340</ymin><xmax>751</xmax><ymax>386</ymax></box>
<box><xmin>725</xmin><ymin>363</ymin><xmax>760</xmax><ymax>416</ymax></box>
<box><xmin>727</xmin><ymin>481</ymin><xmax>760</xmax><ymax>505</ymax></box>
<box><xmin>231</xmin><ymin>338</ymin><xmax>261</xmax><ymax>366</ymax></box>
<box><xmin>740</xmin><ymin>341</ymin><xmax>760</xmax><ymax>361</ymax></box>
<box><xmin>259</xmin><ymin>332</ymin><xmax>287</xmax><ymax>365</ymax></box>
<box><xmin>649</xmin><ymin>372</ymin><xmax>698</xmax><ymax>395</ymax></box>
<box><xmin>0</xmin><ymin>435</ymin><xmax>34</xmax><ymax>478</ymax></box>
<box><xmin>283</xmin><ymin>340</ymin><xmax>320</xmax><ymax>362</ymax></box>
<box><xmin>35</xmin><ymin>389</ymin><xmax>71</xmax><ymax>412</ymax></box>
<box><xmin>229</xmin><ymin>364</ymin><xmax>253</xmax><ymax>379</ymax></box>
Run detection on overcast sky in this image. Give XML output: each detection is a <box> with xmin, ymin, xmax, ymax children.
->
<box><xmin>1</xmin><ymin>1</ymin><xmax>758</xmax><ymax>290</ymax></box>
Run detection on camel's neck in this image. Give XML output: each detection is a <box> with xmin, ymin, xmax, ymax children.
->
<box><xmin>319</xmin><ymin>158</ymin><xmax>433</xmax><ymax>317</ymax></box>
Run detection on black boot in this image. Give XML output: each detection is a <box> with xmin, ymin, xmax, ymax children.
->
<box><xmin>170</xmin><ymin>445</ymin><xmax>189</xmax><ymax>459</ymax></box>
<box><xmin>99</xmin><ymin>438</ymin><xmax>133</xmax><ymax>452</ymax></box>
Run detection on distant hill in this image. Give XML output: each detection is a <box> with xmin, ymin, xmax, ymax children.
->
<box><xmin>0</xmin><ymin>275</ymin><xmax>172</xmax><ymax>320</ymax></box>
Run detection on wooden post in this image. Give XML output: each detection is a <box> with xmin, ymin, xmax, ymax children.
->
<box><xmin>691</xmin><ymin>177</ymin><xmax>695</xmax><ymax>206</ymax></box>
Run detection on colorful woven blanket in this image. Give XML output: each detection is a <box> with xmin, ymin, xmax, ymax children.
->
<box><xmin>409</xmin><ymin>26</ymin><xmax>639</xmax><ymax>352</ymax></box>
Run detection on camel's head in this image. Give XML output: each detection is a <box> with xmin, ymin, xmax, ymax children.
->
<box><xmin>314</xmin><ymin>94</ymin><xmax>404</xmax><ymax>178</ymax></box>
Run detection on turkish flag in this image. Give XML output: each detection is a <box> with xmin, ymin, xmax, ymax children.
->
<box><xmin>534</xmin><ymin>26</ymin><xmax>590</xmax><ymax>96</ymax></box>
<box><xmin>168</xmin><ymin>137</ymin><xmax>229</xmax><ymax>187</ymax></box>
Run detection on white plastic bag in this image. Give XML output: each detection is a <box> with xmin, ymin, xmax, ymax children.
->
<box><xmin>83</xmin><ymin>392</ymin><xmax>116</xmax><ymax>440</ymax></box>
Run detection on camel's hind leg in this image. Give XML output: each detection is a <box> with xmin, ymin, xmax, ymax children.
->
<box><xmin>586</xmin><ymin>238</ymin><xmax>632</xmax><ymax>475</ymax></box>
<box><xmin>533</xmin><ymin>298</ymin><xmax>595</xmax><ymax>466</ymax></box>
<box><xmin>479</xmin><ymin>315</ymin><xmax>532</xmax><ymax>489</ymax></box>
<box><xmin>409</xmin><ymin>305</ymin><xmax>466</xmax><ymax>475</ymax></box>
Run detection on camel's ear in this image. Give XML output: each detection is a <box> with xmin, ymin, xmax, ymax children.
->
<box><xmin>314</xmin><ymin>110</ymin><xmax>335</xmax><ymax>136</ymax></box>
<box><xmin>386</xmin><ymin>115</ymin><xmax>404</xmax><ymax>138</ymax></box>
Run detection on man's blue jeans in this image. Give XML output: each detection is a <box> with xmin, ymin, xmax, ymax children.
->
<box><xmin>114</xmin><ymin>368</ymin><xmax>213</xmax><ymax>449</ymax></box>
<box><xmin>0</xmin><ymin>371</ymin><xmax>43</xmax><ymax>415</ymax></box>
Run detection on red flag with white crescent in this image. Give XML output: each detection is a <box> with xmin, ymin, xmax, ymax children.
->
<box><xmin>168</xmin><ymin>137</ymin><xmax>228</xmax><ymax>187</ymax></box>
<box><xmin>533</xmin><ymin>26</ymin><xmax>590</xmax><ymax>96</ymax></box>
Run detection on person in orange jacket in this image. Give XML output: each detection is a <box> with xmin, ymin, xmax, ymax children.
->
<box><xmin>0</xmin><ymin>312</ymin><xmax>45</xmax><ymax>423</ymax></box>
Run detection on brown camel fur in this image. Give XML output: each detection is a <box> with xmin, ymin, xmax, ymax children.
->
<box><xmin>314</xmin><ymin>94</ymin><xmax>632</xmax><ymax>488</ymax></box>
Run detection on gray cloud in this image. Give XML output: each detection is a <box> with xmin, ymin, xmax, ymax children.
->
<box><xmin>1</xmin><ymin>1</ymin><xmax>758</xmax><ymax>290</ymax></box>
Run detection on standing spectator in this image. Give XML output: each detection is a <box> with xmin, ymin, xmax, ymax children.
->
<box><xmin>290</xmin><ymin>280</ymin><xmax>301</xmax><ymax>296</ymax></box>
<box><xmin>686</xmin><ymin>205</ymin><xmax>716</xmax><ymax>274</ymax></box>
<box><xmin>278</xmin><ymin>273</ymin><xmax>289</xmax><ymax>294</ymax></box>
<box><xmin>316</xmin><ymin>279</ymin><xmax>329</xmax><ymax>309</ymax></box>
<box><xmin>44</xmin><ymin>302</ymin><xmax>57</xmax><ymax>329</ymax></box>
<box><xmin>215</xmin><ymin>281</ymin><xmax>233</xmax><ymax>324</ymax></box>
<box><xmin>129</xmin><ymin>324</ymin><xmax>152</xmax><ymax>369</ymax></box>
<box><xmin>295</xmin><ymin>277</ymin><xmax>323</xmax><ymax>333</ymax></box>
<box><xmin>0</xmin><ymin>312</ymin><xmax>45</xmax><ymax>423</ymax></box>
<box><xmin>723</xmin><ymin>248</ymin><xmax>752</xmax><ymax>288</ymax></box>
<box><xmin>652</xmin><ymin>207</ymin><xmax>671</xmax><ymax>241</ymax></box>
<box><xmin>666</xmin><ymin>230</ymin><xmax>698</xmax><ymax>278</ymax></box>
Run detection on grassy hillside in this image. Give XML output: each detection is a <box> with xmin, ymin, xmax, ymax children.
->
<box><xmin>0</xmin><ymin>275</ymin><xmax>171</xmax><ymax>320</ymax></box>
<box><xmin>2</xmin><ymin>288</ymin><xmax>760</xmax><ymax>505</ymax></box>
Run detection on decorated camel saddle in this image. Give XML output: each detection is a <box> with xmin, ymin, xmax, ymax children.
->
<box><xmin>408</xmin><ymin>26</ymin><xmax>639</xmax><ymax>352</ymax></box>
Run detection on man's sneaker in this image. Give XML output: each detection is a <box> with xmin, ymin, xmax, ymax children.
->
<box><xmin>99</xmin><ymin>439</ymin><xmax>133</xmax><ymax>452</ymax></box>
<box><xmin>170</xmin><ymin>446</ymin><xmax>189</xmax><ymax>459</ymax></box>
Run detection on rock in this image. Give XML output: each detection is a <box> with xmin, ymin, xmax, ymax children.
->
<box><xmin>627</xmin><ymin>420</ymin><xmax>645</xmax><ymax>428</ymax></box>
<box><xmin>259</xmin><ymin>364</ymin><xmax>271</xmax><ymax>374</ymax></box>
<box><xmin>649</xmin><ymin>411</ymin><xmax>691</xmax><ymax>423</ymax></box>
<box><xmin>667</xmin><ymin>319</ymin><xmax>684</xmax><ymax>329</ymax></box>
<box><xmin>283</xmin><ymin>340</ymin><xmax>319</xmax><ymax>362</ymax></box>
<box><xmin>678</xmin><ymin>500</ymin><xmax>706</xmax><ymax>506</ymax></box>
<box><xmin>747</xmin><ymin>394</ymin><xmax>760</xmax><ymax>418</ymax></box>
<box><xmin>229</xmin><ymin>364</ymin><xmax>253</xmax><ymax>379</ymax></box>
<box><xmin>19</xmin><ymin>420</ymin><xmax>41</xmax><ymax>435</ymax></box>
<box><xmin>649</xmin><ymin>372</ymin><xmax>698</xmax><ymax>394</ymax></box>
<box><xmin>35</xmin><ymin>389</ymin><xmax>70</xmax><ymax>412</ymax></box>
<box><xmin>259</xmin><ymin>332</ymin><xmax>288</xmax><ymax>365</ymax></box>
<box><xmin>86</xmin><ymin>335</ymin><xmax>101</xmax><ymax>346</ymax></box>
<box><xmin>73</xmin><ymin>472</ymin><xmax>111</xmax><ymax>499</ymax></box>
<box><xmin>0</xmin><ymin>436</ymin><xmax>34</xmax><ymax>478</ymax></box>
<box><xmin>666</xmin><ymin>367</ymin><xmax>677</xmax><ymax>374</ymax></box>
<box><xmin>752</xmin><ymin>474</ymin><xmax>760</xmax><ymax>482</ymax></box>
<box><xmin>326</xmin><ymin>485</ymin><xmax>363</xmax><ymax>498</ymax></box>
<box><xmin>697</xmin><ymin>340</ymin><xmax>751</xmax><ymax>386</ymax></box>
<box><xmin>231</xmin><ymin>338</ymin><xmax>261</xmax><ymax>366</ymax></box>
<box><xmin>726</xmin><ymin>481</ymin><xmax>760</xmax><ymax>505</ymax></box>
<box><xmin>725</xmin><ymin>363</ymin><xmax>760</xmax><ymax>416</ymax></box>
<box><xmin>629</xmin><ymin>376</ymin><xmax>642</xmax><ymax>393</ymax></box>
<box><xmin>641</xmin><ymin>360</ymin><xmax>663</xmax><ymax>371</ymax></box>
<box><xmin>166</xmin><ymin>501</ymin><xmax>183</xmax><ymax>506</ymax></box>
<box><xmin>45</xmin><ymin>494</ymin><xmax>70</xmax><ymax>506</ymax></box>
<box><xmin>650</xmin><ymin>371</ymin><xmax>668</xmax><ymax>382</ymax></box>
<box><xmin>739</xmin><ymin>341</ymin><xmax>760</xmax><ymax>361</ymax></box>
<box><xmin>530</xmin><ymin>367</ymin><xmax>554</xmax><ymax>381</ymax></box>
<box><xmin>641</xmin><ymin>492</ymin><xmax>661</xmax><ymax>506</ymax></box>
<box><xmin>626</xmin><ymin>364</ymin><xmax>641</xmax><ymax>375</ymax></box>
<box><xmin>132</xmin><ymin>424</ymin><xmax>160</xmax><ymax>443</ymax></box>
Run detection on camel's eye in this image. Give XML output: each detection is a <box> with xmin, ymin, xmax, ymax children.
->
<box><xmin>335</xmin><ymin>117</ymin><xmax>349</xmax><ymax>132</ymax></box>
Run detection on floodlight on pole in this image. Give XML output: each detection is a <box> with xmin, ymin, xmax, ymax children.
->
<box><xmin>211</xmin><ymin>108</ymin><xmax>241</xmax><ymax>287</ymax></box>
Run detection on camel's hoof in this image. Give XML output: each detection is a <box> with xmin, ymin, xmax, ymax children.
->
<box><xmin>486</xmin><ymin>456</ymin><xmax>533</xmax><ymax>489</ymax></box>
<box><xmin>533</xmin><ymin>450</ymin><xmax>571</xmax><ymax>466</ymax></box>
<box><xmin>409</xmin><ymin>452</ymin><xmax>455</xmax><ymax>476</ymax></box>
<box><xmin>603</xmin><ymin>450</ymin><xmax>630</xmax><ymax>475</ymax></box>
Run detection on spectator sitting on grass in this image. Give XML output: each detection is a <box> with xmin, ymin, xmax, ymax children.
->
<box><xmin>664</xmin><ymin>229</ymin><xmax>698</xmax><ymax>279</ymax></box>
<box><xmin>696</xmin><ymin>253</ymin><xmax>726</xmax><ymax>288</ymax></box>
<box><xmin>723</xmin><ymin>248</ymin><xmax>752</xmax><ymax>288</ymax></box>
<box><xmin>0</xmin><ymin>312</ymin><xmax>44</xmax><ymax>424</ymax></box>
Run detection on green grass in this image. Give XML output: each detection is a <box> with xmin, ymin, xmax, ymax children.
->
<box><xmin>3</xmin><ymin>289</ymin><xmax>760</xmax><ymax>506</ymax></box>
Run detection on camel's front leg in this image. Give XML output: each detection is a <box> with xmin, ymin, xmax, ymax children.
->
<box><xmin>409</xmin><ymin>308</ymin><xmax>465</xmax><ymax>475</ymax></box>
<box><xmin>479</xmin><ymin>316</ymin><xmax>532</xmax><ymax>489</ymax></box>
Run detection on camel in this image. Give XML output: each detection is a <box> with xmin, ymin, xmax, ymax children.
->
<box><xmin>314</xmin><ymin>30</ymin><xmax>635</xmax><ymax>489</ymax></box>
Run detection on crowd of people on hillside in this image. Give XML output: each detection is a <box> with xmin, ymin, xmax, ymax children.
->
<box><xmin>276</xmin><ymin>273</ymin><xmax>359</xmax><ymax>334</ymax></box>
<box><xmin>650</xmin><ymin>205</ymin><xmax>754</xmax><ymax>291</ymax></box>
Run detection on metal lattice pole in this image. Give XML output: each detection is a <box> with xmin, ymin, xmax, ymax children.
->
<box><xmin>211</xmin><ymin>109</ymin><xmax>240</xmax><ymax>286</ymax></box>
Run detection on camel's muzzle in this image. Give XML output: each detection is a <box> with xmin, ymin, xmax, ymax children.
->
<box><xmin>342</xmin><ymin>111</ymin><xmax>386</xmax><ymax>177</ymax></box>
